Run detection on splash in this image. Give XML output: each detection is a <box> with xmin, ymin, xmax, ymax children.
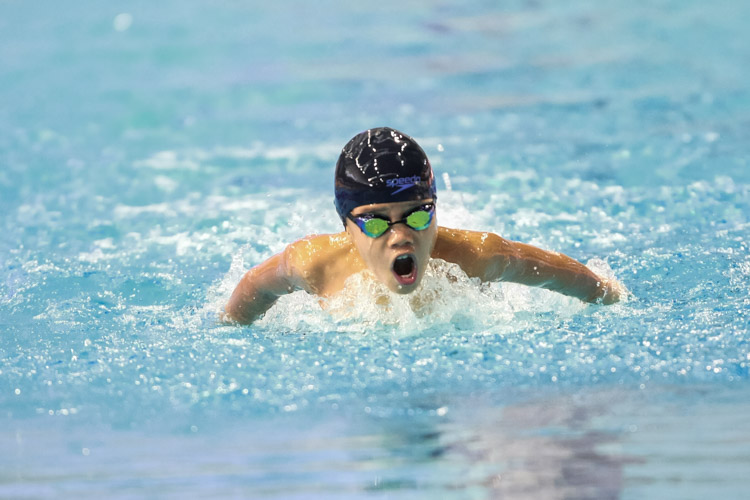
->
<box><xmin>246</xmin><ymin>258</ymin><xmax>589</xmax><ymax>336</ymax></box>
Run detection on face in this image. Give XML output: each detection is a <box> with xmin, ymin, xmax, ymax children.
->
<box><xmin>345</xmin><ymin>199</ymin><xmax>438</xmax><ymax>294</ymax></box>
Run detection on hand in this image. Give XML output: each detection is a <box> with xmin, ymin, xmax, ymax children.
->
<box><xmin>599</xmin><ymin>278</ymin><xmax>625</xmax><ymax>305</ymax></box>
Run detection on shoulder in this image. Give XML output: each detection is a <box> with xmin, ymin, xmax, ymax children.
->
<box><xmin>434</xmin><ymin>226</ymin><xmax>513</xmax><ymax>255</ymax></box>
<box><xmin>432</xmin><ymin>226</ymin><xmax>515</xmax><ymax>281</ymax></box>
<box><xmin>283</xmin><ymin>232</ymin><xmax>354</xmax><ymax>292</ymax></box>
<box><xmin>285</xmin><ymin>232</ymin><xmax>351</xmax><ymax>259</ymax></box>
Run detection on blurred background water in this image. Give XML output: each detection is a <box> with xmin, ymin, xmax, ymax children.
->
<box><xmin>1</xmin><ymin>0</ymin><xmax>749</xmax><ymax>497</ymax></box>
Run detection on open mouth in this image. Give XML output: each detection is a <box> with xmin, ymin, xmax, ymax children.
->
<box><xmin>392</xmin><ymin>254</ymin><xmax>417</xmax><ymax>286</ymax></box>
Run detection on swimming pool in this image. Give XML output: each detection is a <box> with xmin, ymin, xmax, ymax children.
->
<box><xmin>2</xmin><ymin>0</ymin><xmax>749</xmax><ymax>497</ymax></box>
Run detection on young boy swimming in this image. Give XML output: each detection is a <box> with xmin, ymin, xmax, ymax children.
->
<box><xmin>224</xmin><ymin>127</ymin><xmax>622</xmax><ymax>325</ymax></box>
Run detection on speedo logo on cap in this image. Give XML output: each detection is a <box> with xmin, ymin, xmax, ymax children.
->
<box><xmin>386</xmin><ymin>176</ymin><xmax>422</xmax><ymax>195</ymax></box>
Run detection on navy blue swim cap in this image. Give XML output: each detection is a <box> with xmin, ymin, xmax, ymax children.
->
<box><xmin>334</xmin><ymin>127</ymin><xmax>437</xmax><ymax>222</ymax></box>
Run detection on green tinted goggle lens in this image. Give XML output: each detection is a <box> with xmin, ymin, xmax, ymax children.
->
<box><xmin>363</xmin><ymin>218</ymin><xmax>389</xmax><ymax>237</ymax></box>
<box><xmin>405</xmin><ymin>209</ymin><xmax>431</xmax><ymax>230</ymax></box>
<box><xmin>349</xmin><ymin>205</ymin><xmax>434</xmax><ymax>238</ymax></box>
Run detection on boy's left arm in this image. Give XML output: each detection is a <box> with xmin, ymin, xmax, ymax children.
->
<box><xmin>434</xmin><ymin>228</ymin><xmax>621</xmax><ymax>304</ymax></box>
<box><xmin>494</xmin><ymin>238</ymin><xmax>621</xmax><ymax>304</ymax></box>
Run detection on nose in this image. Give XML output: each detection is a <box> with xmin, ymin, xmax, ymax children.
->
<box><xmin>386</xmin><ymin>222</ymin><xmax>414</xmax><ymax>247</ymax></box>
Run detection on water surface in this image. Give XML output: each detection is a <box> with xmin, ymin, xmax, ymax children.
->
<box><xmin>2</xmin><ymin>0</ymin><xmax>749</xmax><ymax>497</ymax></box>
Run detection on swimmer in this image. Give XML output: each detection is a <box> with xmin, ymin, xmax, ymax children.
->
<box><xmin>224</xmin><ymin>127</ymin><xmax>623</xmax><ymax>324</ymax></box>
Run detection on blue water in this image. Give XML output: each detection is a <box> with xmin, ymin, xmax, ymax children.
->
<box><xmin>2</xmin><ymin>0</ymin><xmax>749</xmax><ymax>497</ymax></box>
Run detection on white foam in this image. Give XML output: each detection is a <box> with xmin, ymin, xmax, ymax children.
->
<box><xmin>114</xmin><ymin>202</ymin><xmax>176</xmax><ymax>218</ymax></box>
<box><xmin>222</xmin><ymin>258</ymin><xmax>587</xmax><ymax>336</ymax></box>
<box><xmin>134</xmin><ymin>150</ymin><xmax>200</xmax><ymax>171</ymax></box>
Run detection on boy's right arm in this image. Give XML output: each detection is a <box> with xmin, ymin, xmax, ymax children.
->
<box><xmin>223</xmin><ymin>251</ymin><xmax>297</xmax><ymax>325</ymax></box>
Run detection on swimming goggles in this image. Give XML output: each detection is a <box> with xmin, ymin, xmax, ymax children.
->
<box><xmin>347</xmin><ymin>204</ymin><xmax>435</xmax><ymax>238</ymax></box>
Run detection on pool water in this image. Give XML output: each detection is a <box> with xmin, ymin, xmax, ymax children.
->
<box><xmin>2</xmin><ymin>0</ymin><xmax>749</xmax><ymax>497</ymax></box>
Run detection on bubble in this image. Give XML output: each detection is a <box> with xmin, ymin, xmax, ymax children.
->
<box><xmin>113</xmin><ymin>13</ymin><xmax>133</xmax><ymax>32</ymax></box>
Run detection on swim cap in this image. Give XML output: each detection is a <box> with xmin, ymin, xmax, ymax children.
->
<box><xmin>334</xmin><ymin>127</ymin><xmax>437</xmax><ymax>222</ymax></box>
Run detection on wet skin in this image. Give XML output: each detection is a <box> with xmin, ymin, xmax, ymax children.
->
<box><xmin>223</xmin><ymin>201</ymin><xmax>623</xmax><ymax>325</ymax></box>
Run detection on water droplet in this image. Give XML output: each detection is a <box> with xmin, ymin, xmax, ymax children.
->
<box><xmin>113</xmin><ymin>13</ymin><xmax>133</xmax><ymax>32</ymax></box>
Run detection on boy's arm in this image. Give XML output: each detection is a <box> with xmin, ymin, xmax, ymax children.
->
<box><xmin>223</xmin><ymin>251</ymin><xmax>297</xmax><ymax>325</ymax></box>
<box><xmin>434</xmin><ymin>228</ymin><xmax>621</xmax><ymax>304</ymax></box>
<box><xmin>495</xmin><ymin>239</ymin><xmax>621</xmax><ymax>304</ymax></box>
